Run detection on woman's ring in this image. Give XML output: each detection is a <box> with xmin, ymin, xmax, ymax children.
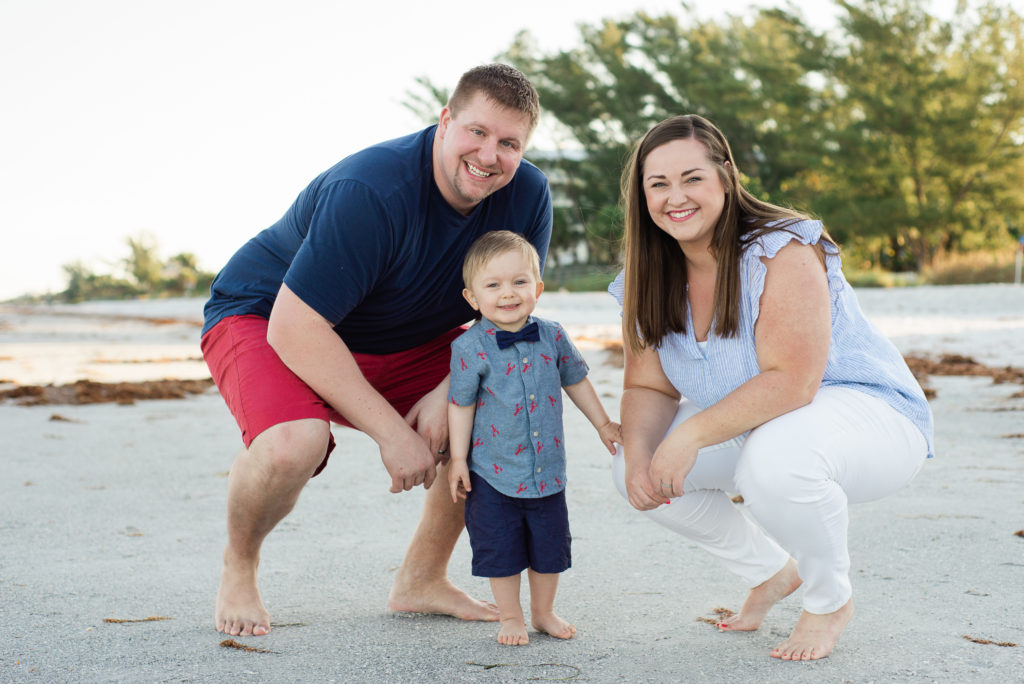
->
<box><xmin>438</xmin><ymin>448</ymin><xmax>448</xmax><ymax>455</ymax></box>
<box><xmin>660</xmin><ymin>483</ymin><xmax>672</xmax><ymax>489</ymax></box>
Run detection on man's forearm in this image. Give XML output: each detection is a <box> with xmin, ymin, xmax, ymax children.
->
<box><xmin>268</xmin><ymin>284</ymin><xmax>410</xmax><ymax>446</ymax></box>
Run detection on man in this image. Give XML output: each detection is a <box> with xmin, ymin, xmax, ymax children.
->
<box><xmin>200</xmin><ymin>64</ymin><xmax>552</xmax><ymax>637</ymax></box>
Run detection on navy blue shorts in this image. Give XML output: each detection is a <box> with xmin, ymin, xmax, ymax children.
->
<box><xmin>464</xmin><ymin>471</ymin><xmax>571</xmax><ymax>577</ymax></box>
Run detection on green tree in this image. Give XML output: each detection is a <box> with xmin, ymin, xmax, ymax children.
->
<box><xmin>164</xmin><ymin>252</ymin><xmax>200</xmax><ymax>295</ymax></box>
<box><xmin>501</xmin><ymin>8</ymin><xmax>830</xmax><ymax>263</ymax></box>
<box><xmin>125</xmin><ymin>232</ymin><xmax>163</xmax><ymax>292</ymax></box>
<box><xmin>401</xmin><ymin>76</ymin><xmax>448</xmax><ymax>125</ymax></box>
<box><xmin>59</xmin><ymin>235</ymin><xmax>217</xmax><ymax>301</ymax></box>
<box><xmin>403</xmin><ymin>0</ymin><xmax>1023</xmax><ymax>272</ymax></box>
<box><xmin>59</xmin><ymin>260</ymin><xmax>139</xmax><ymax>302</ymax></box>
<box><xmin>60</xmin><ymin>261</ymin><xmax>92</xmax><ymax>303</ymax></box>
<box><xmin>785</xmin><ymin>0</ymin><xmax>1024</xmax><ymax>269</ymax></box>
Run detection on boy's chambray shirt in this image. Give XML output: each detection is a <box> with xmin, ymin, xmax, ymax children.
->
<box><xmin>448</xmin><ymin>315</ymin><xmax>589</xmax><ymax>499</ymax></box>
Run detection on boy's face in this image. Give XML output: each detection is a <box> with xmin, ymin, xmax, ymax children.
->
<box><xmin>463</xmin><ymin>249</ymin><xmax>544</xmax><ymax>332</ymax></box>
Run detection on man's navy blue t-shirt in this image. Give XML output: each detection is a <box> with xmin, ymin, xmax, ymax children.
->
<box><xmin>202</xmin><ymin>126</ymin><xmax>553</xmax><ymax>354</ymax></box>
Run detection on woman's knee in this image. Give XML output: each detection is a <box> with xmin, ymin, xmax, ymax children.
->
<box><xmin>249</xmin><ymin>419</ymin><xmax>331</xmax><ymax>479</ymax></box>
<box><xmin>610</xmin><ymin>448</ymin><xmax>629</xmax><ymax>501</ymax></box>
<box><xmin>734</xmin><ymin>425</ymin><xmax>825</xmax><ymax>502</ymax></box>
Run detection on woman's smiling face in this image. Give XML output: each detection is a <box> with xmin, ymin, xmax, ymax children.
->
<box><xmin>642</xmin><ymin>137</ymin><xmax>726</xmax><ymax>252</ymax></box>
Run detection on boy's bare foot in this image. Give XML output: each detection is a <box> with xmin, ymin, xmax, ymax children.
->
<box><xmin>771</xmin><ymin>599</ymin><xmax>854</xmax><ymax>661</ymax></box>
<box><xmin>497</xmin><ymin>616</ymin><xmax>530</xmax><ymax>645</ymax></box>
<box><xmin>388</xmin><ymin>576</ymin><xmax>499</xmax><ymax>621</ymax></box>
<box><xmin>532</xmin><ymin>612</ymin><xmax>576</xmax><ymax>640</ymax></box>
<box><xmin>215</xmin><ymin>555</ymin><xmax>270</xmax><ymax>636</ymax></box>
<box><xmin>718</xmin><ymin>558</ymin><xmax>801</xmax><ymax>632</ymax></box>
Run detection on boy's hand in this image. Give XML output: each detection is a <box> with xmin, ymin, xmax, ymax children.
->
<box><xmin>448</xmin><ymin>460</ymin><xmax>472</xmax><ymax>503</ymax></box>
<box><xmin>597</xmin><ymin>420</ymin><xmax>623</xmax><ymax>455</ymax></box>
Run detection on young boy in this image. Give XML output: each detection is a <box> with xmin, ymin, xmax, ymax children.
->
<box><xmin>448</xmin><ymin>230</ymin><xmax>621</xmax><ymax>646</ymax></box>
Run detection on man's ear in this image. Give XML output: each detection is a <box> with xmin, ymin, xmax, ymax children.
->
<box><xmin>438</xmin><ymin>106</ymin><xmax>452</xmax><ymax>138</ymax></box>
<box><xmin>462</xmin><ymin>288</ymin><xmax>479</xmax><ymax>310</ymax></box>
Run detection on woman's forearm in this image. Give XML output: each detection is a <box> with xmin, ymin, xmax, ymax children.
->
<box><xmin>620</xmin><ymin>386</ymin><xmax>679</xmax><ymax>462</ymax></box>
<box><xmin>666</xmin><ymin>367</ymin><xmax>818</xmax><ymax>452</ymax></box>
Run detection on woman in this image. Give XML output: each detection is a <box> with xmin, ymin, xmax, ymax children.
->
<box><xmin>609</xmin><ymin>115</ymin><xmax>933</xmax><ymax>660</ymax></box>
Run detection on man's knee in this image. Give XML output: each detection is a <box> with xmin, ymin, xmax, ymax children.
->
<box><xmin>248</xmin><ymin>419</ymin><xmax>331</xmax><ymax>480</ymax></box>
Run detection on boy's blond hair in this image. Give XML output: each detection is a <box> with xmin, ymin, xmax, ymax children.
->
<box><xmin>462</xmin><ymin>231</ymin><xmax>542</xmax><ymax>289</ymax></box>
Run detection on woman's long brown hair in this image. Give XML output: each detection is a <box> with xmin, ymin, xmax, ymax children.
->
<box><xmin>620</xmin><ymin>114</ymin><xmax>834</xmax><ymax>354</ymax></box>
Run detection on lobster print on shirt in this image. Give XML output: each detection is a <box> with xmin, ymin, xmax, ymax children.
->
<box><xmin>447</xmin><ymin>316</ymin><xmax>589</xmax><ymax>499</ymax></box>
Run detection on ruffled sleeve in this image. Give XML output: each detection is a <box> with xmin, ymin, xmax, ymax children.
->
<box><xmin>608</xmin><ymin>269</ymin><xmax>626</xmax><ymax>307</ymax></box>
<box><xmin>742</xmin><ymin>220</ymin><xmax>844</xmax><ymax>327</ymax></box>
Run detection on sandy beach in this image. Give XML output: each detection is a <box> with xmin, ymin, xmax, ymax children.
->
<box><xmin>1</xmin><ymin>285</ymin><xmax>1023</xmax><ymax>682</ymax></box>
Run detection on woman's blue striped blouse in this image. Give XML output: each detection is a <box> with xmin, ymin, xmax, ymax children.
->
<box><xmin>609</xmin><ymin>220</ymin><xmax>934</xmax><ymax>457</ymax></box>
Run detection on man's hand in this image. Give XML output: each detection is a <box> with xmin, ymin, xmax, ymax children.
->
<box><xmin>404</xmin><ymin>376</ymin><xmax>451</xmax><ymax>465</ymax></box>
<box><xmin>379</xmin><ymin>427</ymin><xmax>437</xmax><ymax>493</ymax></box>
<box><xmin>268</xmin><ymin>285</ymin><xmax>439</xmax><ymax>493</ymax></box>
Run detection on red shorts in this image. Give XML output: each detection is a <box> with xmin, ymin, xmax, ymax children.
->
<box><xmin>201</xmin><ymin>315</ymin><xmax>463</xmax><ymax>476</ymax></box>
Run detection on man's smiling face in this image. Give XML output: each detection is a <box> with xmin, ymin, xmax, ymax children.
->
<box><xmin>433</xmin><ymin>91</ymin><xmax>532</xmax><ymax>215</ymax></box>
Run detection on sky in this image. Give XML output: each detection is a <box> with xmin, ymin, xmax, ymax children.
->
<box><xmin>0</xmin><ymin>0</ymin><xmax>984</xmax><ymax>300</ymax></box>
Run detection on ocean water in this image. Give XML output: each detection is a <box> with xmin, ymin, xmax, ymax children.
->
<box><xmin>20</xmin><ymin>282</ymin><xmax>1024</xmax><ymax>368</ymax></box>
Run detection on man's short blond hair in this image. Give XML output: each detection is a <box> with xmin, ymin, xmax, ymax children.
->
<box><xmin>449</xmin><ymin>64</ymin><xmax>540</xmax><ymax>133</ymax></box>
<box><xmin>462</xmin><ymin>230</ymin><xmax>542</xmax><ymax>289</ymax></box>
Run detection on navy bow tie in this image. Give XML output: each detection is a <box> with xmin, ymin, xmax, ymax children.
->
<box><xmin>495</xmin><ymin>322</ymin><xmax>540</xmax><ymax>349</ymax></box>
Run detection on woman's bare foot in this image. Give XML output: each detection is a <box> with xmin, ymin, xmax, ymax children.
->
<box><xmin>532</xmin><ymin>611</ymin><xmax>576</xmax><ymax>640</ymax></box>
<box><xmin>497</xmin><ymin>616</ymin><xmax>530</xmax><ymax>645</ymax></box>
<box><xmin>388</xmin><ymin>576</ymin><xmax>499</xmax><ymax>621</ymax></box>
<box><xmin>771</xmin><ymin>599</ymin><xmax>854</xmax><ymax>661</ymax></box>
<box><xmin>718</xmin><ymin>558</ymin><xmax>801</xmax><ymax>632</ymax></box>
<box><xmin>215</xmin><ymin>553</ymin><xmax>270</xmax><ymax>636</ymax></box>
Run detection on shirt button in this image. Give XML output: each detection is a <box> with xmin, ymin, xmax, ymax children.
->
<box><xmin>529</xmin><ymin>394</ymin><xmax>535</xmax><ymax>400</ymax></box>
<box><xmin>523</xmin><ymin>358</ymin><xmax>529</xmax><ymax>364</ymax></box>
<box><xmin>533</xmin><ymin>431</ymin><xmax>539</xmax><ymax>437</ymax></box>
<box><xmin>536</xmin><ymin>467</ymin><xmax>542</xmax><ymax>473</ymax></box>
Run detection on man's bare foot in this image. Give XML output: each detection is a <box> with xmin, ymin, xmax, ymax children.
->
<box><xmin>215</xmin><ymin>555</ymin><xmax>270</xmax><ymax>636</ymax></box>
<box><xmin>497</xmin><ymin>616</ymin><xmax>530</xmax><ymax>645</ymax></box>
<box><xmin>718</xmin><ymin>558</ymin><xmax>801</xmax><ymax>632</ymax></box>
<box><xmin>532</xmin><ymin>612</ymin><xmax>576</xmax><ymax>640</ymax></box>
<box><xmin>771</xmin><ymin>599</ymin><xmax>854</xmax><ymax>661</ymax></box>
<box><xmin>388</xmin><ymin>577</ymin><xmax>499</xmax><ymax>621</ymax></box>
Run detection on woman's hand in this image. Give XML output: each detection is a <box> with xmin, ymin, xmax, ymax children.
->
<box><xmin>624</xmin><ymin>452</ymin><xmax>670</xmax><ymax>511</ymax></box>
<box><xmin>620</xmin><ymin>342</ymin><xmax>683</xmax><ymax>510</ymax></box>
<box><xmin>648</xmin><ymin>426</ymin><xmax>700</xmax><ymax>500</ymax></box>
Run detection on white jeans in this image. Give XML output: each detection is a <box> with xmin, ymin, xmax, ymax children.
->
<box><xmin>612</xmin><ymin>386</ymin><xmax>927</xmax><ymax>614</ymax></box>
